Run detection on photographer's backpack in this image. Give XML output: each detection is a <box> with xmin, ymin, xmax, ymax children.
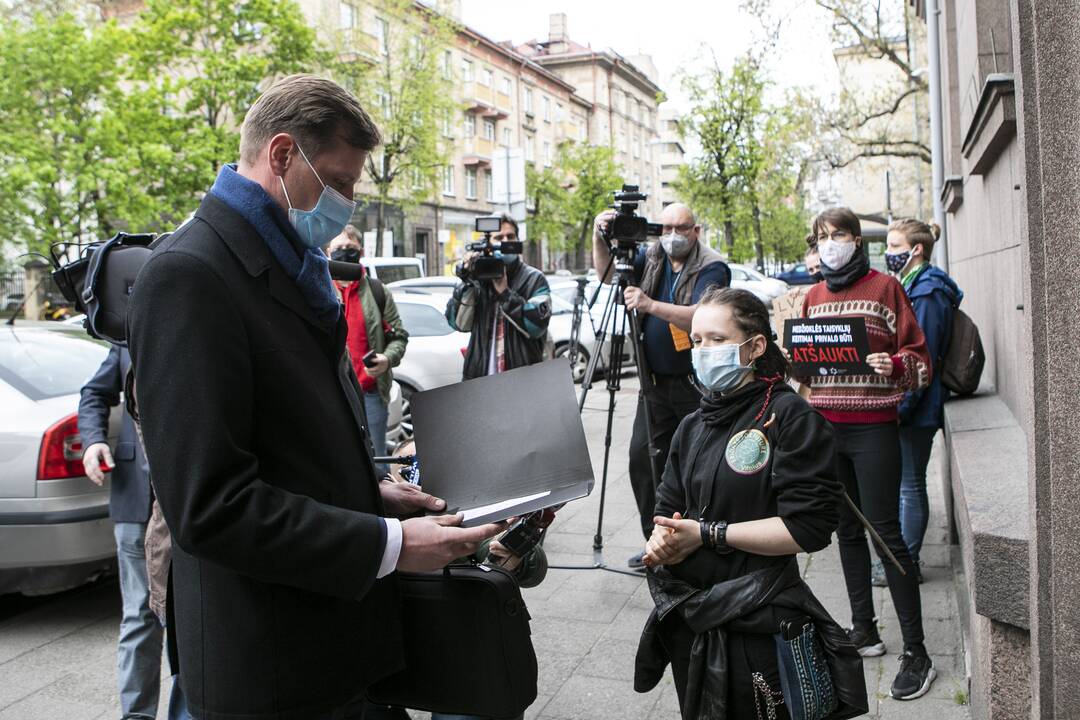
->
<box><xmin>941</xmin><ymin>306</ymin><xmax>985</xmax><ymax>396</ymax></box>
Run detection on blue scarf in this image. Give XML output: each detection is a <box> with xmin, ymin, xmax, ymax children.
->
<box><xmin>210</xmin><ymin>164</ymin><xmax>340</xmax><ymax>326</ymax></box>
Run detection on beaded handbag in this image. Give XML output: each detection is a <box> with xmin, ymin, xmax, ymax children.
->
<box><xmin>774</xmin><ymin>616</ymin><xmax>839</xmax><ymax>720</ymax></box>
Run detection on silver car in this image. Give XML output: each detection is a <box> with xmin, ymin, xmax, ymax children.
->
<box><xmin>390</xmin><ymin>277</ymin><xmax>612</xmax><ymax>384</ymax></box>
<box><xmin>0</xmin><ymin>323</ymin><xmax>118</xmax><ymax>596</ymax></box>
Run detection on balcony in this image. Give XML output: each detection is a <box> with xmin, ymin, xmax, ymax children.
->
<box><xmin>463</xmin><ymin>81</ymin><xmax>510</xmax><ymax>119</ymax></box>
<box><xmin>462</xmin><ymin>137</ymin><xmax>494</xmax><ymax>167</ymax></box>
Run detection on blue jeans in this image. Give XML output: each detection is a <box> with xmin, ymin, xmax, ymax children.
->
<box><xmin>364</xmin><ymin>391</ymin><xmax>389</xmax><ymax>475</ymax></box>
<box><xmin>899</xmin><ymin>426</ymin><xmax>938</xmax><ymax>565</ymax></box>
<box><xmin>114</xmin><ymin>522</ymin><xmax>163</xmax><ymax>720</ymax></box>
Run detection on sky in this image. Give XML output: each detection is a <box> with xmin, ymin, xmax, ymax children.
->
<box><xmin>457</xmin><ymin>0</ymin><xmax>843</xmax><ymax>114</ymax></box>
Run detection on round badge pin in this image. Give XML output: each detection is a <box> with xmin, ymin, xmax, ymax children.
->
<box><xmin>725</xmin><ymin>429</ymin><xmax>771</xmax><ymax>475</ymax></box>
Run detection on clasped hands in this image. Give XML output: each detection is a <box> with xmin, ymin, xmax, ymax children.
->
<box><xmin>643</xmin><ymin>512</ymin><xmax>703</xmax><ymax>568</ymax></box>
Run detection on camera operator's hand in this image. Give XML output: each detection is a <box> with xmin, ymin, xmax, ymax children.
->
<box><xmin>396</xmin><ymin>514</ymin><xmax>506</xmax><ymax>572</ymax></box>
<box><xmin>367</xmin><ymin>353</ymin><xmax>390</xmax><ymax>378</ymax></box>
<box><xmin>624</xmin><ymin>286</ymin><xmax>655</xmax><ymax>315</ymax></box>
<box><xmin>491</xmin><ymin>266</ymin><xmax>509</xmax><ymax>295</ymax></box>
<box><xmin>487</xmin><ymin>538</ymin><xmax>524</xmax><ymax>571</ymax></box>
<box><xmin>379</xmin><ymin>479</ymin><xmax>446</xmax><ymax>517</ymax></box>
<box><xmin>593</xmin><ymin>210</ymin><xmax>616</xmax><ymax>245</ymax></box>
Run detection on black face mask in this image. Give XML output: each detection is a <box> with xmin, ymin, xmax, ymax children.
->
<box><xmin>330</xmin><ymin>247</ymin><xmax>361</xmax><ymax>264</ymax></box>
<box><xmin>811</xmin><ymin>271</ymin><xmax>825</xmax><ymax>283</ymax></box>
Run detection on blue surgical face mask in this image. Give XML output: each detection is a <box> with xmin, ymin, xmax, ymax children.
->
<box><xmin>692</xmin><ymin>337</ymin><xmax>755</xmax><ymax>393</ymax></box>
<box><xmin>279</xmin><ymin>143</ymin><xmax>357</xmax><ymax>250</ymax></box>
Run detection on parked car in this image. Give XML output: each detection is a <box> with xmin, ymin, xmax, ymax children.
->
<box><xmin>389</xmin><ymin>292</ymin><xmax>470</xmax><ymax>437</ymax></box>
<box><xmin>729</xmin><ymin>264</ymin><xmax>789</xmax><ymax>304</ymax></box>
<box><xmin>361</xmin><ymin>256</ymin><xmax>424</xmax><ymax>283</ymax></box>
<box><xmin>775</xmin><ymin>262</ymin><xmax>816</xmax><ymax>286</ymax></box>
<box><xmin>0</xmin><ymin>323</ymin><xmax>119</xmax><ymax>596</ymax></box>
<box><xmin>548</xmin><ymin>278</ymin><xmax>637</xmax><ymax>374</ymax></box>
<box><xmin>389</xmin><ymin>277</ymin><xmax>612</xmax><ymax>384</ymax></box>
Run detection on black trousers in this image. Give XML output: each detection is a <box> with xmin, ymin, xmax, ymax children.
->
<box><xmin>629</xmin><ymin>374</ymin><xmax>701</xmax><ymax>539</ymax></box>
<box><xmin>832</xmin><ymin>421</ymin><xmax>925</xmax><ymax>649</ymax></box>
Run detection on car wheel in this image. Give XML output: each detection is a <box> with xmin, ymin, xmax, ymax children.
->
<box><xmin>399</xmin><ymin>383</ymin><xmax>416</xmax><ymax>439</ymax></box>
<box><xmin>554</xmin><ymin>342</ymin><xmax>591</xmax><ymax>384</ymax></box>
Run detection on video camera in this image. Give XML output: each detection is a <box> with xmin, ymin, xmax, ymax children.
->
<box><xmin>600</xmin><ymin>184</ymin><xmax>663</xmax><ymax>254</ymax></box>
<box><xmin>465</xmin><ymin>216</ymin><xmax>523</xmax><ymax>282</ymax></box>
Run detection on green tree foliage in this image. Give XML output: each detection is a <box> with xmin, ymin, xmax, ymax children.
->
<box><xmin>0</xmin><ymin>0</ymin><xmax>322</xmax><ymax>256</ymax></box>
<box><xmin>356</xmin><ymin>0</ymin><xmax>459</xmax><ymax>242</ymax></box>
<box><xmin>675</xmin><ymin>57</ymin><xmax>813</xmax><ymax>269</ymax></box>
<box><xmin>0</xmin><ymin>12</ymin><xmax>128</xmax><ymax>254</ymax></box>
<box><xmin>526</xmin><ymin>142</ymin><xmax>622</xmax><ymax>269</ymax></box>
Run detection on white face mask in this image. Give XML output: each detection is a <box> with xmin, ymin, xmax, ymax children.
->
<box><xmin>661</xmin><ymin>231</ymin><xmax>692</xmax><ymax>260</ymax></box>
<box><xmin>817</xmin><ymin>239</ymin><xmax>857</xmax><ymax>270</ymax></box>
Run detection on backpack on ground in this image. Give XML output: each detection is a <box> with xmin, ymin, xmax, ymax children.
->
<box><xmin>941</xmin><ymin>307</ymin><xmax>984</xmax><ymax>395</ymax></box>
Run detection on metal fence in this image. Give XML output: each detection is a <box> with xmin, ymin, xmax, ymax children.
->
<box><xmin>1</xmin><ymin>270</ymin><xmax>25</xmax><ymax>312</ymax></box>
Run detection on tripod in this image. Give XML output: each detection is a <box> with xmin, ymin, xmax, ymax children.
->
<box><xmin>549</xmin><ymin>247</ymin><xmax>661</xmax><ymax>578</ymax></box>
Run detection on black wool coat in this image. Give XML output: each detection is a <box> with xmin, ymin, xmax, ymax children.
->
<box><xmin>127</xmin><ymin>193</ymin><xmax>402</xmax><ymax>720</ymax></box>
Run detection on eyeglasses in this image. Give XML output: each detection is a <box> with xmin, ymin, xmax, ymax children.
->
<box><xmin>663</xmin><ymin>223</ymin><xmax>695</xmax><ymax>234</ymax></box>
<box><xmin>816</xmin><ymin>230</ymin><xmax>851</xmax><ymax>243</ymax></box>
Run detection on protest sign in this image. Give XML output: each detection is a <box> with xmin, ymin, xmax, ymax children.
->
<box><xmin>772</xmin><ymin>286</ymin><xmax>810</xmax><ymax>344</ymax></box>
<box><xmin>784</xmin><ymin>317</ymin><xmax>872</xmax><ymax>377</ymax></box>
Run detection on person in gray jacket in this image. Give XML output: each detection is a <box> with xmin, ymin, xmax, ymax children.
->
<box><xmin>79</xmin><ymin>345</ymin><xmax>187</xmax><ymax>720</ymax></box>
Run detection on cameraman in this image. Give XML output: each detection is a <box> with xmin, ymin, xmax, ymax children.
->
<box><xmin>591</xmin><ymin>202</ymin><xmax>730</xmax><ymax>570</ymax></box>
<box><xmin>446</xmin><ymin>214</ymin><xmax>552</xmax><ymax>379</ymax></box>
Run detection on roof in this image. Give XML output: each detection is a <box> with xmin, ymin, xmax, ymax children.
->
<box><xmin>514</xmin><ymin>42</ymin><xmax>663</xmax><ymax>98</ymax></box>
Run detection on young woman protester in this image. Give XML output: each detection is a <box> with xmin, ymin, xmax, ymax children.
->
<box><xmin>883</xmin><ymin>220</ymin><xmax>963</xmax><ymax>581</ymax></box>
<box><xmin>635</xmin><ymin>287</ymin><xmax>867</xmax><ymax>720</ymax></box>
<box><xmin>799</xmin><ymin>207</ymin><xmax>937</xmax><ymax>701</ymax></box>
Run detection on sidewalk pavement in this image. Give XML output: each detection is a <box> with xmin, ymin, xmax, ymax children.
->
<box><xmin>0</xmin><ymin>377</ymin><xmax>971</xmax><ymax>720</ymax></box>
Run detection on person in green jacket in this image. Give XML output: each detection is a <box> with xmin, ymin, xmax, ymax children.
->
<box><xmin>329</xmin><ymin>226</ymin><xmax>408</xmax><ymax>475</ymax></box>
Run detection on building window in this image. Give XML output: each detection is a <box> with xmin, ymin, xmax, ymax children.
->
<box><xmin>441</xmin><ymin>50</ymin><xmax>452</xmax><ymax>79</ymax></box>
<box><xmin>339</xmin><ymin>1</ymin><xmax>358</xmax><ymax>29</ymax></box>
<box><xmin>483</xmin><ymin>118</ymin><xmax>496</xmax><ymax>141</ymax></box>
<box><xmin>465</xmin><ymin>167</ymin><xmax>477</xmax><ymax>199</ymax></box>
<box><xmin>442</xmin><ymin>112</ymin><xmax>452</xmax><ymax>138</ymax></box>
<box><xmin>464</xmin><ymin>113</ymin><xmax>475</xmax><ymax>137</ymax></box>
<box><xmin>523</xmin><ymin>88</ymin><xmax>533</xmax><ymax>114</ymax></box>
<box><xmin>442</xmin><ymin>166</ymin><xmax>455</xmax><ymax>196</ymax></box>
<box><xmin>543</xmin><ymin>141</ymin><xmax>552</xmax><ymax>167</ymax></box>
<box><xmin>543</xmin><ymin>96</ymin><xmax>551</xmax><ymax>122</ymax></box>
<box><xmin>484</xmin><ymin>170</ymin><xmax>494</xmax><ymax>201</ymax></box>
<box><xmin>461</xmin><ymin>58</ymin><xmax>473</xmax><ymax>82</ymax></box>
<box><xmin>502</xmin><ymin>127</ymin><xmax>512</xmax><ymax>146</ymax></box>
<box><xmin>525</xmin><ymin>133</ymin><xmax>535</xmax><ymax>161</ymax></box>
<box><xmin>501</xmin><ymin>76</ymin><xmax>512</xmax><ymax>96</ymax></box>
<box><xmin>374</xmin><ymin>17</ymin><xmax>389</xmax><ymax>55</ymax></box>
<box><xmin>481</xmin><ymin>68</ymin><xmax>493</xmax><ymax>87</ymax></box>
<box><xmin>556</xmin><ymin>103</ymin><xmax>564</xmax><ymax>122</ymax></box>
<box><xmin>411</xmin><ymin>167</ymin><xmax>423</xmax><ymax>189</ymax></box>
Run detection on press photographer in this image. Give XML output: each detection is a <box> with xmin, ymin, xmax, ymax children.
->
<box><xmin>591</xmin><ymin>200</ymin><xmax>730</xmax><ymax>570</ymax></box>
<box><xmin>446</xmin><ymin>214</ymin><xmax>552</xmax><ymax>379</ymax></box>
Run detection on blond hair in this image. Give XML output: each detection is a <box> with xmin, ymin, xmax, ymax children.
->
<box><xmin>888</xmin><ymin>218</ymin><xmax>941</xmax><ymax>258</ymax></box>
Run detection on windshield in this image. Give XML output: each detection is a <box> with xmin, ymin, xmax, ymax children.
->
<box><xmin>0</xmin><ymin>328</ymin><xmax>110</xmax><ymax>400</ymax></box>
<box><xmin>396</xmin><ymin>302</ymin><xmax>454</xmax><ymax>337</ymax></box>
<box><xmin>375</xmin><ymin>264</ymin><xmax>422</xmax><ymax>284</ymax></box>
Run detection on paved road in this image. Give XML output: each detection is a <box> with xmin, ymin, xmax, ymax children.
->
<box><xmin>0</xmin><ymin>377</ymin><xmax>970</xmax><ymax>719</ymax></box>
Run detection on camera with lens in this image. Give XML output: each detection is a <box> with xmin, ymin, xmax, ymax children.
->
<box><xmin>464</xmin><ymin>216</ymin><xmax>524</xmax><ymax>282</ymax></box>
<box><xmin>601</xmin><ymin>184</ymin><xmax>663</xmax><ymax>253</ymax></box>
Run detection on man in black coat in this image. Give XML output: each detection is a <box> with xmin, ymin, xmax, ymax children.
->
<box><xmin>127</xmin><ymin>74</ymin><xmax>502</xmax><ymax>720</ymax></box>
<box><xmin>79</xmin><ymin>345</ymin><xmax>182</xmax><ymax>719</ymax></box>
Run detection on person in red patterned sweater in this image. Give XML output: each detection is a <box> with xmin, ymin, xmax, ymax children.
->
<box><xmin>799</xmin><ymin>207</ymin><xmax>937</xmax><ymax>702</ymax></box>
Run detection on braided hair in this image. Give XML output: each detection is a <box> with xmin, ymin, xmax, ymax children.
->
<box><xmin>697</xmin><ymin>286</ymin><xmax>790</xmax><ymax>380</ymax></box>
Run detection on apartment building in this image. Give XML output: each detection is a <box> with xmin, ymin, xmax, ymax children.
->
<box><xmin>656</xmin><ymin>107</ymin><xmax>684</xmax><ymax>209</ymax></box>
<box><xmin>516</xmin><ymin>14</ymin><xmax>665</xmax><ymax>221</ymax></box>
